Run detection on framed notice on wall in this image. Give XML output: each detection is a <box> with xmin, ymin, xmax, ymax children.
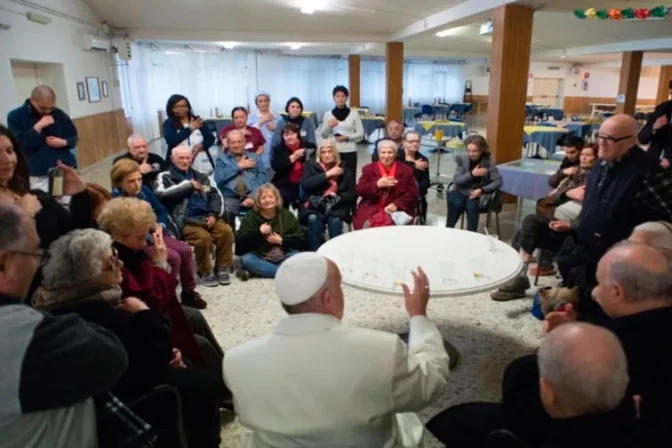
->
<box><xmin>86</xmin><ymin>77</ymin><xmax>101</xmax><ymax>103</ymax></box>
<box><xmin>76</xmin><ymin>82</ymin><xmax>86</xmax><ymax>101</ymax></box>
<box><xmin>101</xmin><ymin>80</ymin><xmax>109</xmax><ymax>98</ymax></box>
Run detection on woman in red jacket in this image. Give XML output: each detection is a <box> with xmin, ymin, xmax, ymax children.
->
<box><xmin>353</xmin><ymin>139</ymin><xmax>419</xmax><ymax>230</ymax></box>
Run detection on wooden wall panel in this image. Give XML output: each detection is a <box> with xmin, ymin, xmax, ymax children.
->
<box><xmin>486</xmin><ymin>4</ymin><xmax>534</xmax><ymax>164</ymax></box>
<box><xmin>385</xmin><ymin>42</ymin><xmax>404</xmax><ymax>124</ymax></box>
<box><xmin>348</xmin><ymin>55</ymin><xmax>361</xmax><ymax>108</ymax></box>
<box><xmin>73</xmin><ymin>109</ymin><xmax>132</xmax><ymax>168</ymax></box>
<box><xmin>563</xmin><ymin>96</ymin><xmax>656</xmax><ymax>115</ymax></box>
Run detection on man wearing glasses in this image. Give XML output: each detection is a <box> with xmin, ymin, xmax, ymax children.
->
<box><xmin>0</xmin><ymin>203</ymin><xmax>128</xmax><ymax>447</ymax></box>
<box><xmin>556</xmin><ymin>114</ymin><xmax>672</xmax><ymax>318</ymax></box>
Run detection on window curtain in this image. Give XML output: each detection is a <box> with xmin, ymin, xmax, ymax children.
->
<box><xmin>404</xmin><ymin>61</ymin><xmax>465</xmax><ymax>106</ymax></box>
<box><xmin>360</xmin><ymin>60</ymin><xmax>386</xmax><ymax>114</ymax></box>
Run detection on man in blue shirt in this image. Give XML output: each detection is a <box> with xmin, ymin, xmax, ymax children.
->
<box><xmin>7</xmin><ymin>85</ymin><xmax>78</xmax><ymax>191</ymax></box>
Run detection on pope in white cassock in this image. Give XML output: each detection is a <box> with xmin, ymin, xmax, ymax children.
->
<box><xmin>223</xmin><ymin>252</ymin><xmax>451</xmax><ymax>447</ymax></box>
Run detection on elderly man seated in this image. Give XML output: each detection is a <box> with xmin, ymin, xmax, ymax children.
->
<box><xmin>214</xmin><ymin>129</ymin><xmax>269</xmax><ymax>224</ymax></box>
<box><xmin>0</xmin><ymin>203</ymin><xmax>127</xmax><ymax>447</ymax></box>
<box><xmin>114</xmin><ymin>134</ymin><xmax>167</xmax><ymax>189</ymax></box>
<box><xmin>371</xmin><ymin>119</ymin><xmax>404</xmax><ymax>162</ymax></box>
<box><xmin>155</xmin><ymin>145</ymin><xmax>234</xmax><ymax>287</ymax></box>
<box><xmin>223</xmin><ymin>253</ymin><xmax>450</xmax><ymax>447</ymax></box>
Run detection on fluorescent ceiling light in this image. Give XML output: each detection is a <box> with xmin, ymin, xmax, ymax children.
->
<box><xmin>298</xmin><ymin>0</ymin><xmax>326</xmax><ymax>14</ymax></box>
<box><xmin>217</xmin><ymin>41</ymin><xmax>237</xmax><ymax>49</ymax></box>
<box><xmin>436</xmin><ymin>25</ymin><xmax>469</xmax><ymax>38</ymax></box>
<box><xmin>288</xmin><ymin>42</ymin><xmax>302</xmax><ymax>50</ymax></box>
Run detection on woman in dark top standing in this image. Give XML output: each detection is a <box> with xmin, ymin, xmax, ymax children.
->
<box><xmin>401</xmin><ymin>131</ymin><xmax>430</xmax><ymax>223</ymax></box>
<box><xmin>446</xmin><ymin>135</ymin><xmax>502</xmax><ymax>232</ymax></box>
<box><xmin>163</xmin><ymin>94</ymin><xmax>215</xmax><ymax>160</ymax></box>
<box><xmin>273</xmin><ymin>97</ymin><xmax>317</xmax><ymax>147</ymax></box>
<box><xmin>271</xmin><ymin>123</ymin><xmax>317</xmax><ymax>208</ymax></box>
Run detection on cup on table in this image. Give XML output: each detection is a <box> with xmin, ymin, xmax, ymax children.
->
<box><xmin>435</xmin><ymin>129</ymin><xmax>444</xmax><ymax>141</ymax></box>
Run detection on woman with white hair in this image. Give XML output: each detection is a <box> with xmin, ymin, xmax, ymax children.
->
<box><xmin>629</xmin><ymin>221</ymin><xmax>672</xmax><ymax>251</ymax></box>
<box><xmin>32</xmin><ymin>229</ymin><xmax>226</xmax><ymax>448</ymax></box>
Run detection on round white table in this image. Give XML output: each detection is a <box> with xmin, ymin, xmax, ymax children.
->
<box><xmin>318</xmin><ymin>226</ymin><xmax>523</xmax><ymax>297</ymax></box>
<box><xmin>318</xmin><ymin>226</ymin><xmax>523</xmax><ymax>369</ymax></box>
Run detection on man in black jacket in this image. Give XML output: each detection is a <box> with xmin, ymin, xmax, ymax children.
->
<box><xmin>639</xmin><ymin>78</ymin><xmax>672</xmax><ymax>168</ymax></box>
<box><xmin>547</xmin><ymin>136</ymin><xmax>583</xmax><ymax>188</ymax></box>
<box><xmin>371</xmin><ymin>120</ymin><xmax>404</xmax><ymax>162</ymax></box>
<box><xmin>114</xmin><ymin>134</ymin><xmax>167</xmax><ymax>189</ymax></box>
<box><xmin>0</xmin><ymin>202</ymin><xmax>128</xmax><ymax>447</ymax></box>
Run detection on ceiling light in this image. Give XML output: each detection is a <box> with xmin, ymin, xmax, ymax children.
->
<box><xmin>217</xmin><ymin>41</ymin><xmax>237</xmax><ymax>50</ymax></box>
<box><xmin>298</xmin><ymin>0</ymin><xmax>326</xmax><ymax>14</ymax></box>
<box><xmin>436</xmin><ymin>25</ymin><xmax>469</xmax><ymax>38</ymax></box>
<box><xmin>300</xmin><ymin>6</ymin><xmax>315</xmax><ymax>14</ymax></box>
<box><xmin>287</xmin><ymin>43</ymin><xmax>302</xmax><ymax>50</ymax></box>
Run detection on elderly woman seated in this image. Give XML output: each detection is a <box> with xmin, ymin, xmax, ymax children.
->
<box><xmin>235</xmin><ymin>183</ymin><xmax>305</xmax><ymax>279</ymax></box>
<box><xmin>271</xmin><ymin>123</ymin><xmax>317</xmax><ymax>208</ymax></box>
<box><xmin>96</xmin><ymin>197</ymin><xmax>225</xmax><ymax>378</ymax></box>
<box><xmin>352</xmin><ymin>139</ymin><xmax>418</xmax><ymax>230</ymax></box>
<box><xmin>31</xmin><ymin>229</ymin><xmax>225</xmax><ymax>448</ymax></box>
<box><xmin>110</xmin><ymin>158</ymin><xmax>205</xmax><ymax>309</ymax></box>
<box><xmin>400</xmin><ymin>131</ymin><xmax>430</xmax><ymax>222</ymax></box>
<box><xmin>299</xmin><ymin>140</ymin><xmax>356</xmax><ymax>251</ymax></box>
<box><xmin>491</xmin><ymin>144</ymin><xmax>597</xmax><ymax>302</ymax></box>
<box><xmin>446</xmin><ymin>135</ymin><xmax>502</xmax><ymax>232</ymax></box>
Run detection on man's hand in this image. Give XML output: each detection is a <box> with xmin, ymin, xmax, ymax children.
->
<box><xmin>116</xmin><ymin>297</ymin><xmax>150</xmax><ymax>314</ymax></box>
<box><xmin>266</xmin><ymin>232</ymin><xmax>283</xmax><ymax>245</ymax></box>
<box><xmin>169</xmin><ymin>348</ymin><xmax>186</xmax><ymax>369</ymax></box>
<box><xmin>384</xmin><ymin>203</ymin><xmax>398</xmax><ymax>213</ymax></box>
<box><xmin>653</xmin><ymin>115</ymin><xmax>669</xmax><ymax>131</ymax></box>
<box><xmin>562</xmin><ymin>166</ymin><xmax>579</xmax><ymax>176</ymax></box>
<box><xmin>326</xmin><ymin>166</ymin><xmax>344</xmax><ymax>178</ymax></box>
<box><xmin>471</xmin><ymin>165</ymin><xmax>488</xmax><ymax>177</ymax></box>
<box><xmin>543</xmin><ymin>303</ymin><xmax>577</xmax><ymax>334</ymax></box>
<box><xmin>469</xmin><ymin>188</ymin><xmax>482</xmax><ymax>200</ymax></box>
<box><xmin>242</xmin><ymin>197</ymin><xmax>255</xmax><ymax>208</ymax></box>
<box><xmin>566</xmin><ymin>185</ymin><xmax>586</xmax><ymax>202</ymax></box>
<box><xmin>549</xmin><ymin>220</ymin><xmax>572</xmax><ymax>233</ymax></box>
<box><xmin>205</xmin><ymin>216</ymin><xmax>215</xmax><ymax>228</ymax></box>
<box><xmin>191</xmin><ymin>180</ymin><xmax>202</xmax><ymax>191</ymax></box>
<box><xmin>289</xmin><ymin>149</ymin><xmax>306</xmax><ymax>163</ymax></box>
<box><xmin>57</xmin><ymin>160</ymin><xmax>86</xmax><ymax>196</ymax></box>
<box><xmin>661</xmin><ymin>158</ymin><xmax>670</xmax><ymax>169</ymax></box>
<box><xmin>377</xmin><ymin>176</ymin><xmax>398</xmax><ymax>188</ymax></box>
<box><xmin>259</xmin><ymin>223</ymin><xmax>272</xmax><ymax>235</ymax></box>
<box><xmin>34</xmin><ymin>115</ymin><xmax>55</xmax><ymax>132</ymax></box>
<box><xmin>139</xmin><ymin>161</ymin><xmax>153</xmax><ymax>174</ymax></box>
<box><xmin>414</xmin><ymin>159</ymin><xmax>429</xmax><ymax>171</ymax></box>
<box><xmin>401</xmin><ymin>267</ymin><xmax>430</xmax><ymax>317</ymax></box>
<box><xmin>46</xmin><ymin>136</ymin><xmax>68</xmax><ymax>148</ymax></box>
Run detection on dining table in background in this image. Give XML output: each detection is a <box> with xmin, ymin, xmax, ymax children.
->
<box><xmin>414</xmin><ymin>120</ymin><xmax>467</xmax><ymax>139</ymax></box>
<box><xmin>523</xmin><ymin>126</ymin><xmax>568</xmax><ymax>158</ymax></box>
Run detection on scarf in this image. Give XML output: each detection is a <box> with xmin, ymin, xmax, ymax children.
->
<box><xmin>32</xmin><ymin>283</ymin><xmax>123</xmax><ymax>311</ymax></box>
<box><xmin>377</xmin><ymin>160</ymin><xmax>398</xmax><ymax>179</ymax></box>
<box><xmin>287</xmin><ymin>140</ymin><xmax>304</xmax><ymax>184</ymax></box>
<box><xmin>320</xmin><ymin>162</ymin><xmax>339</xmax><ymax>196</ymax></box>
<box><xmin>332</xmin><ymin>106</ymin><xmax>350</xmax><ymax>122</ymax></box>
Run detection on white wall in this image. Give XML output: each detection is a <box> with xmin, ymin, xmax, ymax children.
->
<box><xmin>463</xmin><ymin>61</ymin><xmax>661</xmax><ymax>100</ymax></box>
<box><xmin>0</xmin><ymin>0</ymin><xmax>122</xmax><ymax>122</ymax></box>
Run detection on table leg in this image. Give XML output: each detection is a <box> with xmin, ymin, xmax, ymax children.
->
<box><xmin>430</xmin><ymin>146</ymin><xmax>446</xmax><ymax>196</ymax></box>
<box><xmin>398</xmin><ymin>332</ymin><xmax>460</xmax><ymax>370</ymax></box>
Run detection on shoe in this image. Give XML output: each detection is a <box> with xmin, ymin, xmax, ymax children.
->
<box><xmin>200</xmin><ymin>273</ymin><xmax>219</xmax><ymax>288</ymax></box>
<box><xmin>490</xmin><ymin>275</ymin><xmax>530</xmax><ymax>302</ymax></box>
<box><xmin>529</xmin><ymin>265</ymin><xmax>556</xmax><ymax>277</ymax></box>
<box><xmin>217</xmin><ymin>268</ymin><xmax>231</xmax><ymax>285</ymax></box>
<box><xmin>236</xmin><ymin>269</ymin><xmax>250</xmax><ymax>281</ymax></box>
<box><xmin>180</xmin><ymin>290</ymin><xmax>207</xmax><ymax>310</ymax></box>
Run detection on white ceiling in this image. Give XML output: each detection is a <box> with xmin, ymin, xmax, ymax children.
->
<box><xmin>86</xmin><ymin>0</ymin><xmax>672</xmax><ymax>62</ymax></box>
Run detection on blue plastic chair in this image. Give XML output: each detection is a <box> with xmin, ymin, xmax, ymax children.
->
<box><xmin>421</xmin><ymin>104</ymin><xmax>434</xmax><ymax>120</ymax></box>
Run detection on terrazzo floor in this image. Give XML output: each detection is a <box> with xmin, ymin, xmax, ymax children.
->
<box><xmin>81</xmin><ymin>117</ymin><xmax>555</xmax><ymax>446</ymax></box>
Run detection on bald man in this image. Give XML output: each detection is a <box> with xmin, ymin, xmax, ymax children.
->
<box><xmin>7</xmin><ymin>85</ymin><xmax>78</xmax><ymax>191</ymax></box>
<box><xmin>537</xmin><ymin>322</ymin><xmax>632</xmax><ymax>447</ymax></box>
<box><xmin>639</xmin><ymin>78</ymin><xmax>672</xmax><ymax>167</ymax></box>
<box><xmin>371</xmin><ymin>120</ymin><xmax>404</xmax><ymax>162</ymax></box>
<box><xmin>224</xmin><ymin>253</ymin><xmax>450</xmax><ymax>448</ymax></box>
<box><xmin>556</xmin><ymin>114</ymin><xmax>672</xmax><ymax>315</ymax></box>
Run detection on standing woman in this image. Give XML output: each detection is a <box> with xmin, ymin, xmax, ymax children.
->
<box><xmin>220</xmin><ymin>107</ymin><xmax>266</xmax><ymax>155</ymax></box>
<box><xmin>271</xmin><ymin>123</ymin><xmax>317</xmax><ymax>208</ymax></box>
<box><xmin>445</xmin><ymin>135</ymin><xmax>502</xmax><ymax>232</ymax></box>
<box><xmin>273</xmin><ymin>97</ymin><xmax>317</xmax><ymax>147</ymax></box>
<box><xmin>163</xmin><ymin>94</ymin><xmax>215</xmax><ymax>170</ymax></box>
<box><xmin>320</xmin><ymin>86</ymin><xmax>364</xmax><ymax>181</ymax></box>
<box><xmin>248</xmin><ymin>92</ymin><xmax>277</xmax><ymax>167</ymax></box>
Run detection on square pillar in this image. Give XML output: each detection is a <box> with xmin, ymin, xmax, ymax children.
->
<box><xmin>615</xmin><ymin>51</ymin><xmax>643</xmax><ymax>115</ymax></box>
<box><xmin>656</xmin><ymin>65</ymin><xmax>672</xmax><ymax>105</ymax></box>
<box><xmin>348</xmin><ymin>55</ymin><xmax>361</xmax><ymax>108</ymax></box>
<box><xmin>385</xmin><ymin>42</ymin><xmax>404</xmax><ymax>124</ymax></box>
<box><xmin>486</xmin><ymin>4</ymin><xmax>534</xmax><ymax>164</ymax></box>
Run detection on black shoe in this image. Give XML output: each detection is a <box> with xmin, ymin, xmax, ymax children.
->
<box><xmin>236</xmin><ymin>269</ymin><xmax>250</xmax><ymax>281</ymax></box>
<box><xmin>181</xmin><ymin>290</ymin><xmax>207</xmax><ymax>310</ymax></box>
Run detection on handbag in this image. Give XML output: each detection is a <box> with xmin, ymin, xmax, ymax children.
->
<box><xmin>308</xmin><ymin>194</ymin><xmax>341</xmax><ymax>217</ymax></box>
<box><xmin>366</xmin><ymin>191</ymin><xmax>395</xmax><ymax>228</ymax></box>
<box><xmin>261</xmin><ymin>214</ymin><xmax>286</xmax><ymax>262</ymax></box>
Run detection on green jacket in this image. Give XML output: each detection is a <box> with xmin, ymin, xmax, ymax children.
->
<box><xmin>235</xmin><ymin>208</ymin><xmax>305</xmax><ymax>257</ymax></box>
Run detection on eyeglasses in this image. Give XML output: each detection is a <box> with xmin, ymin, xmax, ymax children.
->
<box><xmin>595</xmin><ymin>133</ymin><xmax>633</xmax><ymax>145</ymax></box>
<box><xmin>10</xmin><ymin>249</ymin><xmax>47</xmax><ymax>266</ymax></box>
<box><xmin>406</xmin><ymin>139</ymin><xmax>421</xmax><ymax>144</ymax></box>
<box><xmin>103</xmin><ymin>247</ymin><xmax>120</xmax><ymax>272</ymax></box>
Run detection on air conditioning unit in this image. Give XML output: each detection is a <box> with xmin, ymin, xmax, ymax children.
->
<box><xmin>78</xmin><ymin>32</ymin><xmax>110</xmax><ymax>52</ymax></box>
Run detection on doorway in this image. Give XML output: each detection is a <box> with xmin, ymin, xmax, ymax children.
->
<box><xmin>10</xmin><ymin>60</ymin><xmax>69</xmax><ymax>114</ymax></box>
<box><xmin>532</xmin><ymin>77</ymin><xmax>563</xmax><ymax>109</ymax></box>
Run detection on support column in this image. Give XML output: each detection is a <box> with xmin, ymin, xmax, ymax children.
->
<box><xmin>656</xmin><ymin>65</ymin><xmax>672</xmax><ymax>105</ymax></box>
<box><xmin>615</xmin><ymin>51</ymin><xmax>643</xmax><ymax>115</ymax></box>
<box><xmin>486</xmin><ymin>4</ymin><xmax>534</xmax><ymax>164</ymax></box>
<box><xmin>348</xmin><ymin>55</ymin><xmax>361</xmax><ymax>108</ymax></box>
<box><xmin>385</xmin><ymin>42</ymin><xmax>403</xmax><ymax>124</ymax></box>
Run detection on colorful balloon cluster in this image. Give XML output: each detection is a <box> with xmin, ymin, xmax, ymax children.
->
<box><xmin>575</xmin><ymin>5</ymin><xmax>671</xmax><ymax>20</ymax></box>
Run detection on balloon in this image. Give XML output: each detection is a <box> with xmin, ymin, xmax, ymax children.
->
<box><xmin>650</xmin><ymin>6</ymin><xmax>668</xmax><ymax>18</ymax></box>
<box><xmin>585</xmin><ymin>8</ymin><xmax>597</xmax><ymax>19</ymax></box>
<box><xmin>574</xmin><ymin>9</ymin><xmax>586</xmax><ymax>19</ymax></box>
<box><xmin>621</xmin><ymin>8</ymin><xmax>635</xmax><ymax>19</ymax></box>
<box><xmin>634</xmin><ymin>8</ymin><xmax>650</xmax><ymax>19</ymax></box>
<box><xmin>596</xmin><ymin>10</ymin><xmax>609</xmax><ymax>19</ymax></box>
<box><xmin>608</xmin><ymin>9</ymin><xmax>622</xmax><ymax>20</ymax></box>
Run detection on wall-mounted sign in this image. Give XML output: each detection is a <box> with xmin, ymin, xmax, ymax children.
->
<box><xmin>584</xmin><ymin>72</ymin><xmax>590</xmax><ymax>79</ymax></box>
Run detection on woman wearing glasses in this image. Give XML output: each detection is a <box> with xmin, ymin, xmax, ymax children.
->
<box><xmin>401</xmin><ymin>131</ymin><xmax>430</xmax><ymax>223</ymax></box>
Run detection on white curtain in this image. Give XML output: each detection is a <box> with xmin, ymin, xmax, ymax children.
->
<box><xmin>360</xmin><ymin>60</ymin><xmax>386</xmax><ymax>114</ymax></box>
<box><xmin>404</xmin><ymin>61</ymin><xmax>465</xmax><ymax>106</ymax></box>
